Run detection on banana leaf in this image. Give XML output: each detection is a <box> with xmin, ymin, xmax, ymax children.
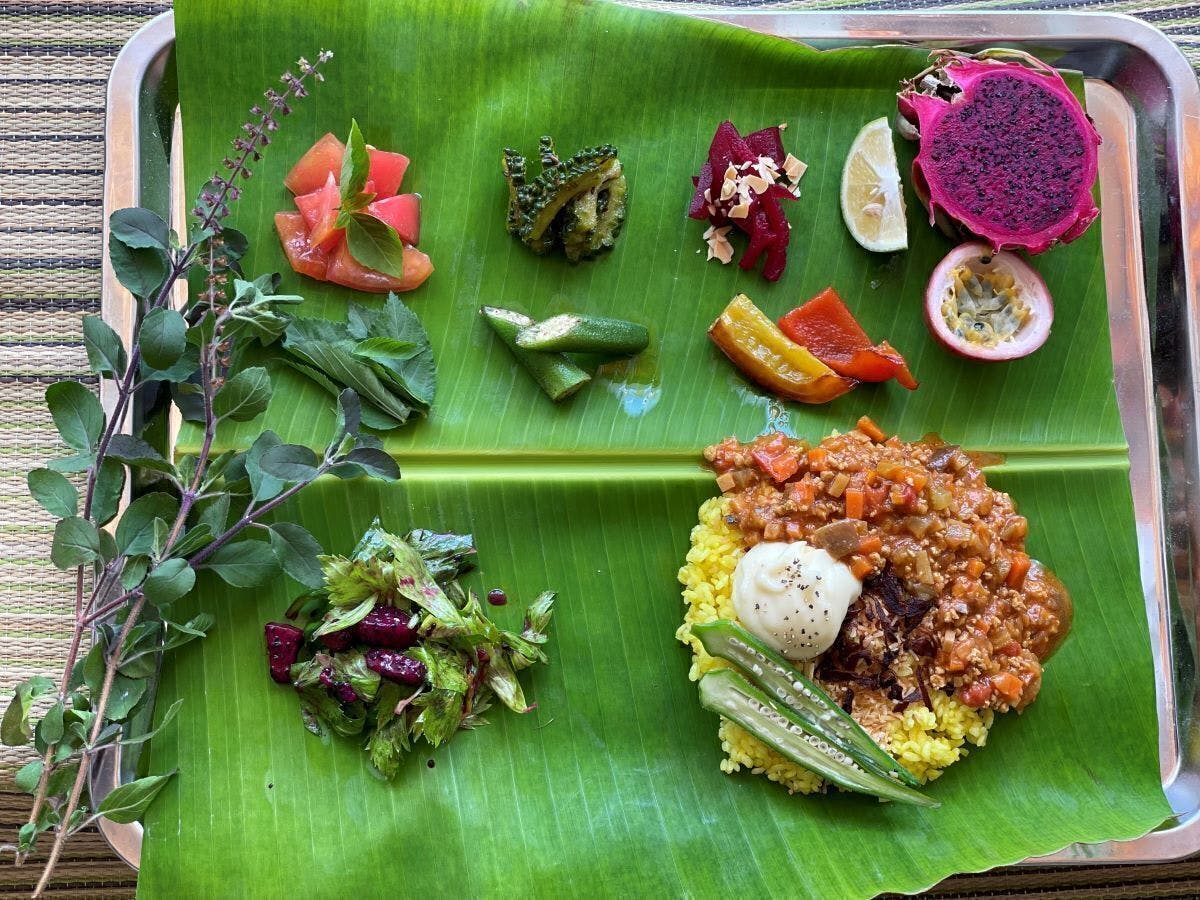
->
<box><xmin>143</xmin><ymin>0</ymin><xmax>1170</xmax><ymax>896</ymax></box>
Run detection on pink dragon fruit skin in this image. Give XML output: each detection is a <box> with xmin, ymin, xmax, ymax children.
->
<box><xmin>897</xmin><ymin>49</ymin><xmax>1101</xmax><ymax>255</ymax></box>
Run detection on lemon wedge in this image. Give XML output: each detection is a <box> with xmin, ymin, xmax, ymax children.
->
<box><xmin>841</xmin><ymin>117</ymin><xmax>907</xmax><ymax>252</ymax></box>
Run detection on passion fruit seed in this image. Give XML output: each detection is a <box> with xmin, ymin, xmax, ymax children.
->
<box><xmin>943</xmin><ymin>265</ymin><xmax>1031</xmax><ymax>347</ymax></box>
<box><xmin>924</xmin><ymin>241</ymin><xmax>1052</xmax><ymax>362</ymax></box>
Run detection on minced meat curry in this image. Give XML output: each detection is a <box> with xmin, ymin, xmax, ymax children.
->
<box><xmin>704</xmin><ymin>419</ymin><xmax>1072</xmax><ymax>714</ymax></box>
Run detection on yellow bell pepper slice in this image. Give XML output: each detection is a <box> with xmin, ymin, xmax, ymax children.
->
<box><xmin>708</xmin><ymin>294</ymin><xmax>856</xmax><ymax>404</ymax></box>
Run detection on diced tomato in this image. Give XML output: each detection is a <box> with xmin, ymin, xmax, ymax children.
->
<box><xmin>366</xmin><ymin>148</ymin><xmax>410</xmax><ymax>197</ymax></box>
<box><xmin>274</xmin><ymin>212</ymin><xmax>329</xmax><ymax>281</ymax></box>
<box><xmin>751</xmin><ymin>446</ymin><xmax>799</xmax><ymax>483</ymax></box>
<box><xmin>325</xmin><ymin>241</ymin><xmax>433</xmax><ymax>293</ymax></box>
<box><xmin>367</xmin><ymin>194</ymin><xmax>420</xmax><ymax>245</ymax></box>
<box><xmin>284</xmin><ymin>132</ymin><xmax>345</xmax><ymax>196</ymax></box>
<box><xmin>294</xmin><ymin>172</ymin><xmax>343</xmax><ymax>251</ymax></box>
<box><xmin>959</xmin><ymin>680</ymin><xmax>993</xmax><ymax>709</ymax></box>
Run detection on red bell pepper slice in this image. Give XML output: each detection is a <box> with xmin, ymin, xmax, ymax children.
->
<box><xmin>778</xmin><ymin>287</ymin><xmax>918</xmax><ymax>389</ymax></box>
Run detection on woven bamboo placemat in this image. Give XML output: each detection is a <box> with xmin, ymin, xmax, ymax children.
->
<box><xmin>2</xmin><ymin>0</ymin><xmax>1197</xmax><ymax>895</ymax></box>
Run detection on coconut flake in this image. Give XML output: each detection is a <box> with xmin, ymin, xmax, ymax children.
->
<box><xmin>743</xmin><ymin>174</ymin><xmax>771</xmax><ymax>195</ymax></box>
<box><xmin>729</xmin><ymin>201</ymin><xmax>752</xmax><ymax>220</ymax></box>
<box><xmin>704</xmin><ymin>224</ymin><xmax>734</xmax><ymax>264</ymax></box>
<box><xmin>783</xmin><ymin>153</ymin><xmax>808</xmax><ymax>185</ymax></box>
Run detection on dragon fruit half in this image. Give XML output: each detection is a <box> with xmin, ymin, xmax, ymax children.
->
<box><xmin>897</xmin><ymin>49</ymin><xmax>1101</xmax><ymax>254</ymax></box>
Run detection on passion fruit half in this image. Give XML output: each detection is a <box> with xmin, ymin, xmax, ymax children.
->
<box><xmin>924</xmin><ymin>241</ymin><xmax>1052</xmax><ymax>362</ymax></box>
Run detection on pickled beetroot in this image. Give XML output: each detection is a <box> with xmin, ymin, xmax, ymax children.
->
<box><xmin>354</xmin><ymin>605</ymin><xmax>418</xmax><ymax>649</ymax></box>
<box><xmin>365</xmin><ymin>649</ymin><xmax>427</xmax><ymax>685</ymax></box>
<box><xmin>265</xmin><ymin>622</ymin><xmax>304</xmax><ymax>684</ymax></box>
<box><xmin>319</xmin><ymin>629</ymin><xmax>354</xmax><ymax>652</ymax></box>
<box><xmin>688</xmin><ymin>120</ymin><xmax>797</xmax><ymax>282</ymax></box>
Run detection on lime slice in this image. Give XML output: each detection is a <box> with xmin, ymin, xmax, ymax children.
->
<box><xmin>841</xmin><ymin>117</ymin><xmax>908</xmax><ymax>252</ymax></box>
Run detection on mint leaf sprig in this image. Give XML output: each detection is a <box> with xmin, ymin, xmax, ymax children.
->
<box><xmin>332</xmin><ymin>118</ymin><xmax>410</xmax><ymax>279</ymax></box>
<box><xmin>1</xmin><ymin>51</ymin><xmax>406</xmax><ymax>898</ymax></box>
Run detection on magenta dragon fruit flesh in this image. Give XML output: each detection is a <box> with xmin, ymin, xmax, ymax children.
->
<box><xmin>897</xmin><ymin>49</ymin><xmax>1101</xmax><ymax>254</ymax></box>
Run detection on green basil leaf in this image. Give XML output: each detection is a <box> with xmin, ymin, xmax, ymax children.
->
<box><xmin>114</xmin><ymin>492</ymin><xmax>178</xmax><ymax>556</ymax></box>
<box><xmin>105</xmin><ymin>434</ymin><xmax>176</xmax><ymax>475</ymax></box>
<box><xmin>82</xmin><ymin>314</ymin><xmax>128</xmax><ymax>377</ymax></box>
<box><xmin>50</xmin><ymin>516</ymin><xmax>100</xmax><ymax>569</ymax></box>
<box><xmin>282</xmin><ymin>337</ymin><xmax>413</xmax><ymax>426</ymax></box>
<box><xmin>119</xmin><ymin>698</ymin><xmax>184</xmax><ymax>747</ymax></box>
<box><xmin>139</xmin><ymin>308</ymin><xmax>188</xmax><ymax>371</ymax></box>
<box><xmin>97</xmin><ymin>771</ymin><xmax>175</xmax><ymax>824</ymax></box>
<box><xmin>353</xmin><ymin>336</ymin><xmax>419</xmax><ymax>366</ymax></box>
<box><xmin>340</xmin><ymin>118</ymin><xmax>370</xmax><ymax>203</ymax></box>
<box><xmin>244</xmin><ymin>431</ymin><xmax>285</xmax><ymax>502</ymax></box>
<box><xmin>109</xmin><ymin>235</ymin><xmax>169</xmax><ymax>300</ymax></box>
<box><xmin>142</xmin><ymin>558</ymin><xmax>196</xmax><ymax>605</ymax></box>
<box><xmin>169</xmin><ymin>524</ymin><xmax>213</xmax><ymax>560</ymax></box>
<box><xmin>47</xmin><ymin>452</ymin><xmax>94</xmax><ymax>474</ymax></box>
<box><xmin>260</xmin><ymin>443</ymin><xmax>320</xmax><ymax>482</ymax></box>
<box><xmin>92</xmin><ymin>457</ymin><xmax>126</xmax><ymax>526</ymax></box>
<box><xmin>343</xmin><ymin>447</ymin><xmax>400</xmax><ymax>481</ymax></box>
<box><xmin>140</xmin><ymin>344</ymin><xmax>200</xmax><ymax>383</ymax></box>
<box><xmin>164</xmin><ymin>612</ymin><xmax>215</xmax><ymax>645</ymax></box>
<box><xmin>105</xmin><ymin>674</ymin><xmax>148</xmax><ymax>722</ymax></box>
<box><xmin>151</xmin><ymin>517</ymin><xmax>170</xmax><ymax>558</ymax></box>
<box><xmin>14</xmin><ymin>759</ymin><xmax>43</xmax><ymax>794</ymax></box>
<box><xmin>37</xmin><ymin>701</ymin><xmax>65</xmax><ymax>745</ymax></box>
<box><xmin>345</xmin><ymin>212</ymin><xmax>406</xmax><ymax>278</ymax></box>
<box><xmin>268</xmin><ymin>522</ymin><xmax>325</xmax><ymax>589</ymax></box>
<box><xmin>81</xmin><ymin>644</ymin><xmax>105</xmax><ymax>698</ymax></box>
<box><xmin>334</xmin><ymin>388</ymin><xmax>361</xmax><ymax>438</ymax></box>
<box><xmin>109</xmin><ymin>208</ymin><xmax>170</xmax><ymax>250</ymax></box>
<box><xmin>27</xmin><ymin>468</ymin><xmax>77</xmax><ymax>518</ymax></box>
<box><xmin>202</xmin><ymin>540</ymin><xmax>281</xmax><ymax>588</ymax></box>
<box><xmin>120</xmin><ymin>555</ymin><xmax>150</xmax><ymax>591</ymax></box>
<box><xmin>45</xmin><ymin>380</ymin><xmax>103</xmax><ymax>452</ymax></box>
<box><xmin>195</xmin><ymin>493</ymin><xmax>230</xmax><ymax>536</ymax></box>
<box><xmin>213</xmin><ymin>366</ymin><xmax>272</xmax><ymax>422</ymax></box>
<box><xmin>2</xmin><ymin>676</ymin><xmax>55</xmax><ymax>746</ymax></box>
<box><xmin>98</xmin><ymin>528</ymin><xmax>119</xmax><ymax>563</ymax></box>
<box><xmin>46</xmin><ymin>761</ymin><xmax>80</xmax><ymax>797</ymax></box>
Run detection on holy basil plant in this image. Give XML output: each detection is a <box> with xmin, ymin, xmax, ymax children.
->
<box><xmin>0</xmin><ymin>51</ymin><xmax>416</xmax><ymax>899</ymax></box>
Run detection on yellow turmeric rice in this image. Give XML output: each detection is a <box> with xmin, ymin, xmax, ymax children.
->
<box><xmin>676</xmin><ymin>496</ymin><xmax>992</xmax><ymax>793</ymax></box>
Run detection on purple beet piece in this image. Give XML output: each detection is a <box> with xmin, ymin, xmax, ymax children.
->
<box><xmin>365</xmin><ymin>649</ymin><xmax>427</xmax><ymax>686</ymax></box>
<box><xmin>354</xmin><ymin>605</ymin><xmax>418</xmax><ymax>649</ymax></box>
<box><xmin>318</xmin><ymin>666</ymin><xmax>359</xmax><ymax>703</ymax></box>
<box><xmin>744</xmin><ymin>125</ymin><xmax>786</xmax><ymax>165</ymax></box>
<box><xmin>265</xmin><ymin>622</ymin><xmax>304</xmax><ymax>684</ymax></box>
<box><xmin>319</xmin><ymin>628</ymin><xmax>354</xmax><ymax>652</ymax></box>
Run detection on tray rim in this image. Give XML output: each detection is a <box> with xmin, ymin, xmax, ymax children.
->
<box><xmin>95</xmin><ymin>5</ymin><xmax>1200</xmax><ymax>877</ymax></box>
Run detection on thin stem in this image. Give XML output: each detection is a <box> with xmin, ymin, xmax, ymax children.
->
<box><xmin>33</xmin><ymin>594</ymin><xmax>147</xmax><ymax>899</ymax></box>
<box><xmin>188</xmin><ymin>465</ymin><xmax>329</xmax><ymax>569</ymax></box>
<box><xmin>82</xmin><ymin>589</ymin><xmax>140</xmax><ymax>628</ymax></box>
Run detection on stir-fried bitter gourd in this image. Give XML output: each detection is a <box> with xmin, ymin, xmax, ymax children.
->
<box><xmin>502</xmin><ymin>136</ymin><xmax>628</xmax><ymax>262</ymax></box>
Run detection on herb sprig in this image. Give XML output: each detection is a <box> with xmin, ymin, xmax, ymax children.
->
<box><xmin>335</xmin><ymin>118</ymin><xmax>411</xmax><ymax>278</ymax></box>
<box><xmin>1</xmin><ymin>53</ymin><xmax>402</xmax><ymax>896</ymax></box>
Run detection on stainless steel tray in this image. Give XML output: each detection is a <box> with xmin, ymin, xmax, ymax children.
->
<box><xmin>99</xmin><ymin>7</ymin><xmax>1200</xmax><ymax>874</ymax></box>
